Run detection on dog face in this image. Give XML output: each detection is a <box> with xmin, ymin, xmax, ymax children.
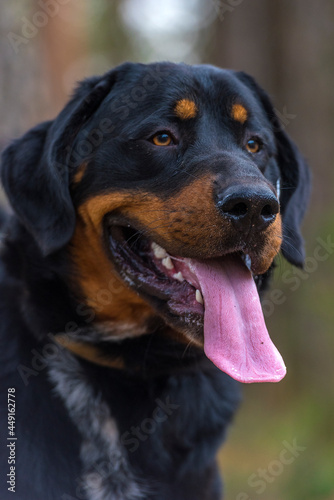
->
<box><xmin>1</xmin><ymin>62</ymin><xmax>310</xmax><ymax>383</ymax></box>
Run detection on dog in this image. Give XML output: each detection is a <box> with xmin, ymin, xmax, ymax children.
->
<box><xmin>0</xmin><ymin>62</ymin><xmax>310</xmax><ymax>500</ymax></box>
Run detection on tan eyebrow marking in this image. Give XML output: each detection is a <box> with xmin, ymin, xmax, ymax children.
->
<box><xmin>231</xmin><ymin>103</ymin><xmax>248</xmax><ymax>124</ymax></box>
<box><xmin>72</xmin><ymin>162</ymin><xmax>87</xmax><ymax>185</ymax></box>
<box><xmin>174</xmin><ymin>99</ymin><xmax>197</xmax><ymax>120</ymax></box>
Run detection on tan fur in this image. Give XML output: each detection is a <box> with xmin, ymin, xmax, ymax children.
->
<box><xmin>255</xmin><ymin>214</ymin><xmax>282</xmax><ymax>274</ymax></box>
<box><xmin>68</xmin><ymin>176</ymin><xmax>282</xmax><ymax>342</ymax></box>
<box><xmin>54</xmin><ymin>335</ymin><xmax>125</xmax><ymax>369</ymax></box>
<box><xmin>174</xmin><ymin>99</ymin><xmax>197</xmax><ymax>120</ymax></box>
<box><xmin>231</xmin><ymin>103</ymin><xmax>248</xmax><ymax>124</ymax></box>
<box><xmin>71</xmin><ymin>162</ymin><xmax>87</xmax><ymax>185</ymax></box>
<box><xmin>69</xmin><ymin>194</ymin><xmax>154</xmax><ymax>326</ymax></box>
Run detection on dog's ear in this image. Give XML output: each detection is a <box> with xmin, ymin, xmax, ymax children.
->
<box><xmin>1</xmin><ymin>120</ymin><xmax>73</xmax><ymax>256</ymax></box>
<box><xmin>1</xmin><ymin>70</ymin><xmax>120</xmax><ymax>256</ymax></box>
<box><xmin>235</xmin><ymin>71</ymin><xmax>311</xmax><ymax>267</ymax></box>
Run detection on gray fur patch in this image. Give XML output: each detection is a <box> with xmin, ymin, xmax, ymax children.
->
<box><xmin>49</xmin><ymin>350</ymin><xmax>145</xmax><ymax>500</ymax></box>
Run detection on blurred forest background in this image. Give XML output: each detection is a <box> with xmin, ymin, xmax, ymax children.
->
<box><xmin>1</xmin><ymin>1</ymin><xmax>333</xmax><ymax>499</ymax></box>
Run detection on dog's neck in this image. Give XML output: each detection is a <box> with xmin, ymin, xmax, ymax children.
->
<box><xmin>3</xmin><ymin>220</ymin><xmax>206</xmax><ymax>377</ymax></box>
<box><xmin>53</xmin><ymin>325</ymin><xmax>207</xmax><ymax>378</ymax></box>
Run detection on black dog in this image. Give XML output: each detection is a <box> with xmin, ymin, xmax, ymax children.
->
<box><xmin>0</xmin><ymin>62</ymin><xmax>310</xmax><ymax>500</ymax></box>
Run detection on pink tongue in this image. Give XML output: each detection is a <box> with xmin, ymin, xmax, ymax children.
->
<box><xmin>187</xmin><ymin>256</ymin><xmax>286</xmax><ymax>383</ymax></box>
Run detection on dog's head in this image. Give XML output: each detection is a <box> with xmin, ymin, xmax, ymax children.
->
<box><xmin>1</xmin><ymin>62</ymin><xmax>310</xmax><ymax>383</ymax></box>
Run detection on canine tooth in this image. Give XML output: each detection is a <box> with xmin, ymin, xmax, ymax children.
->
<box><xmin>151</xmin><ymin>242</ymin><xmax>167</xmax><ymax>259</ymax></box>
<box><xmin>173</xmin><ymin>272</ymin><xmax>184</xmax><ymax>282</ymax></box>
<box><xmin>196</xmin><ymin>289</ymin><xmax>204</xmax><ymax>304</ymax></box>
<box><xmin>162</xmin><ymin>256</ymin><xmax>174</xmax><ymax>270</ymax></box>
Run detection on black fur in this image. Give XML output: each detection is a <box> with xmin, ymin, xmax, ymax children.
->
<box><xmin>0</xmin><ymin>62</ymin><xmax>310</xmax><ymax>500</ymax></box>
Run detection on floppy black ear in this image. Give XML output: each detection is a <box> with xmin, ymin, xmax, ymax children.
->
<box><xmin>235</xmin><ymin>71</ymin><xmax>311</xmax><ymax>267</ymax></box>
<box><xmin>1</xmin><ymin>69</ymin><xmax>119</xmax><ymax>256</ymax></box>
<box><xmin>1</xmin><ymin>120</ymin><xmax>74</xmax><ymax>256</ymax></box>
<box><xmin>274</xmin><ymin>133</ymin><xmax>311</xmax><ymax>267</ymax></box>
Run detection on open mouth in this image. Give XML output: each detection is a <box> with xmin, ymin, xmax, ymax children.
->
<box><xmin>107</xmin><ymin>219</ymin><xmax>287</xmax><ymax>384</ymax></box>
<box><xmin>107</xmin><ymin>220</ymin><xmax>253</xmax><ymax>316</ymax></box>
<box><xmin>109</xmin><ymin>223</ymin><xmax>204</xmax><ymax>319</ymax></box>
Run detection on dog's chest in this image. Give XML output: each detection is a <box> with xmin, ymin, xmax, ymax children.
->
<box><xmin>49</xmin><ymin>351</ymin><xmax>239</xmax><ymax>499</ymax></box>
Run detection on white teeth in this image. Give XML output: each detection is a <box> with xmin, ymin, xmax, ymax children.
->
<box><xmin>152</xmin><ymin>242</ymin><xmax>176</xmax><ymax>271</ymax></box>
<box><xmin>196</xmin><ymin>289</ymin><xmax>204</xmax><ymax>304</ymax></box>
<box><xmin>173</xmin><ymin>272</ymin><xmax>184</xmax><ymax>282</ymax></box>
<box><xmin>151</xmin><ymin>242</ymin><xmax>168</xmax><ymax>259</ymax></box>
<box><xmin>162</xmin><ymin>256</ymin><xmax>174</xmax><ymax>270</ymax></box>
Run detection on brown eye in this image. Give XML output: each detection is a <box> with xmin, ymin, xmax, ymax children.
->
<box><xmin>246</xmin><ymin>138</ymin><xmax>262</xmax><ymax>153</ymax></box>
<box><xmin>152</xmin><ymin>132</ymin><xmax>172</xmax><ymax>146</ymax></box>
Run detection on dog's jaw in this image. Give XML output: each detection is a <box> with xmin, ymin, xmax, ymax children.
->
<box><xmin>106</xmin><ymin>223</ymin><xmax>285</xmax><ymax>383</ymax></box>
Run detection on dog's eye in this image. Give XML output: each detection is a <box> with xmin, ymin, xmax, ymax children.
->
<box><xmin>152</xmin><ymin>132</ymin><xmax>173</xmax><ymax>147</ymax></box>
<box><xmin>246</xmin><ymin>138</ymin><xmax>262</xmax><ymax>153</ymax></box>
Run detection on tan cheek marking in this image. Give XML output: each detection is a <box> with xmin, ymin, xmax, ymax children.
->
<box><xmin>118</xmin><ymin>175</ymin><xmax>227</xmax><ymax>257</ymax></box>
<box><xmin>257</xmin><ymin>214</ymin><xmax>282</xmax><ymax>274</ymax></box>
<box><xmin>76</xmin><ymin>177</ymin><xmax>220</xmax><ymax>249</ymax></box>
<box><xmin>69</xmin><ymin>192</ymin><xmax>155</xmax><ymax>325</ymax></box>
<box><xmin>231</xmin><ymin>103</ymin><xmax>248</xmax><ymax>124</ymax></box>
<box><xmin>77</xmin><ymin>193</ymin><xmax>133</xmax><ymax>227</ymax></box>
<box><xmin>72</xmin><ymin>163</ymin><xmax>87</xmax><ymax>185</ymax></box>
<box><xmin>152</xmin><ymin>175</ymin><xmax>223</xmax><ymax>252</ymax></box>
<box><xmin>174</xmin><ymin>99</ymin><xmax>197</xmax><ymax>120</ymax></box>
<box><xmin>69</xmin><ymin>175</ymin><xmax>226</xmax><ymax>326</ymax></box>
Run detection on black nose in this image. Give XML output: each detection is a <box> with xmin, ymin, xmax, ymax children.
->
<box><xmin>217</xmin><ymin>185</ymin><xmax>279</xmax><ymax>232</ymax></box>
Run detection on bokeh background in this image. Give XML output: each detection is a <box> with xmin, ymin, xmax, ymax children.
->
<box><xmin>1</xmin><ymin>1</ymin><xmax>333</xmax><ymax>499</ymax></box>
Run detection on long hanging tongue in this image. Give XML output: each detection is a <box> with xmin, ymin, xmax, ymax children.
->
<box><xmin>187</xmin><ymin>256</ymin><xmax>286</xmax><ymax>383</ymax></box>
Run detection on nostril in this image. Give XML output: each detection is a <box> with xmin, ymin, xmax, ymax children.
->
<box><xmin>223</xmin><ymin>202</ymin><xmax>248</xmax><ymax>218</ymax></box>
<box><xmin>217</xmin><ymin>187</ymin><xmax>279</xmax><ymax>229</ymax></box>
<box><xmin>261</xmin><ymin>204</ymin><xmax>274</xmax><ymax>217</ymax></box>
<box><xmin>260</xmin><ymin>198</ymin><xmax>279</xmax><ymax>220</ymax></box>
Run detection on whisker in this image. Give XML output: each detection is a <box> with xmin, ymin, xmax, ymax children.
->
<box><xmin>281</xmin><ymin>233</ymin><xmax>303</xmax><ymax>257</ymax></box>
<box><xmin>182</xmin><ymin>338</ymin><xmax>196</xmax><ymax>358</ymax></box>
